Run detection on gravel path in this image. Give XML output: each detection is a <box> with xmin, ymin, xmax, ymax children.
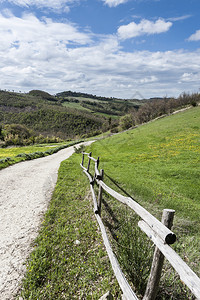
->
<box><xmin>0</xmin><ymin>141</ymin><xmax>93</xmax><ymax>300</ymax></box>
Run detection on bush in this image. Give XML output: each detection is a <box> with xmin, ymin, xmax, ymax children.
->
<box><xmin>191</xmin><ymin>101</ymin><xmax>197</xmax><ymax>107</ymax></box>
<box><xmin>74</xmin><ymin>144</ymin><xmax>85</xmax><ymax>154</ymax></box>
<box><xmin>119</xmin><ymin>114</ymin><xmax>133</xmax><ymax>130</ymax></box>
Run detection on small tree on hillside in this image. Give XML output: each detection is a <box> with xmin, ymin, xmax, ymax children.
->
<box><xmin>119</xmin><ymin>114</ymin><xmax>133</xmax><ymax>130</ymax></box>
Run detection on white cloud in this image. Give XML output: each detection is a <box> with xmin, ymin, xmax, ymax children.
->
<box><xmin>118</xmin><ymin>19</ymin><xmax>172</xmax><ymax>40</ymax></box>
<box><xmin>0</xmin><ymin>12</ymin><xmax>200</xmax><ymax>98</ymax></box>
<box><xmin>0</xmin><ymin>0</ymin><xmax>78</xmax><ymax>11</ymax></box>
<box><xmin>140</xmin><ymin>76</ymin><xmax>158</xmax><ymax>84</ymax></box>
<box><xmin>0</xmin><ymin>12</ymin><xmax>91</xmax><ymax>48</ymax></box>
<box><xmin>179</xmin><ymin>72</ymin><xmax>200</xmax><ymax>83</ymax></box>
<box><xmin>188</xmin><ymin>29</ymin><xmax>200</xmax><ymax>41</ymax></box>
<box><xmin>103</xmin><ymin>0</ymin><xmax>128</xmax><ymax>7</ymax></box>
<box><xmin>167</xmin><ymin>15</ymin><xmax>192</xmax><ymax>22</ymax></box>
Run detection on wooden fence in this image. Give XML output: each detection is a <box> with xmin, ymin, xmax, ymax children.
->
<box><xmin>80</xmin><ymin>152</ymin><xmax>200</xmax><ymax>300</ymax></box>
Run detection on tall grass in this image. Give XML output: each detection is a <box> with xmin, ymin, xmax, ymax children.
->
<box><xmin>86</xmin><ymin>106</ymin><xmax>200</xmax><ymax>298</ymax></box>
<box><xmin>19</xmin><ymin>154</ymin><xmax>121</xmax><ymax>299</ymax></box>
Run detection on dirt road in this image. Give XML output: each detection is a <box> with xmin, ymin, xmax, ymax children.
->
<box><xmin>0</xmin><ymin>141</ymin><xmax>93</xmax><ymax>300</ymax></box>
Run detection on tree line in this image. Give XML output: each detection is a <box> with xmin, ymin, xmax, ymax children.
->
<box><xmin>119</xmin><ymin>93</ymin><xmax>200</xmax><ymax>130</ymax></box>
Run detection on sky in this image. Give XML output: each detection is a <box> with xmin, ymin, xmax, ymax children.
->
<box><xmin>0</xmin><ymin>0</ymin><xmax>200</xmax><ymax>99</ymax></box>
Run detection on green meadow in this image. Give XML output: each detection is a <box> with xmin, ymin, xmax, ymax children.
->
<box><xmin>88</xmin><ymin>106</ymin><xmax>200</xmax><ymax>225</ymax></box>
<box><xmin>20</xmin><ymin>106</ymin><xmax>200</xmax><ymax>299</ymax></box>
<box><xmin>0</xmin><ymin>141</ymin><xmax>81</xmax><ymax>170</ymax></box>
<box><xmin>0</xmin><ymin>143</ymin><xmax>66</xmax><ymax>159</ymax></box>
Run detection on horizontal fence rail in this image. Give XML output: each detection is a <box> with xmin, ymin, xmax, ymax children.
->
<box><xmin>80</xmin><ymin>152</ymin><xmax>200</xmax><ymax>300</ymax></box>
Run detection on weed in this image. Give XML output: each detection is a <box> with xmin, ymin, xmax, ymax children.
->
<box><xmin>74</xmin><ymin>144</ymin><xmax>86</xmax><ymax>154</ymax></box>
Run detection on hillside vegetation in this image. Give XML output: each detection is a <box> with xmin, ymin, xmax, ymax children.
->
<box><xmin>87</xmin><ymin>105</ymin><xmax>200</xmax><ymax>298</ymax></box>
<box><xmin>1</xmin><ymin>89</ymin><xmax>199</xmax><ymax>147</ymax></box>
<box><xmin>20</xmin><ymin>106</ymin><xmax>200</xmax><ymax>299</ymax></box>
<box><xmin>0</xmin><ymin>90</ymin><xmax>104</xmax><ymax>142</ymax></box>
<box><xmin>56</xmin><ymin>90</ymin><xmax>144</xmax><ymax>117</ymax></box>
<box><xmin>89</xmin><ymin>106</ymin><xmax>200</xmax><ymax>221</ymax></box>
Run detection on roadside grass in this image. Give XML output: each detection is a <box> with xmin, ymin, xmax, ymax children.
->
<box><xmin>84</xmin><ymin>106</ymin><xmax>200</xmax><ymax>298</ymax></box>
<box><xmin>0</xmin><ymin>141</ymin><xmax>82</xmax><ymax>170</ymax></box>
<box><xmin>17</xmin><ymin>107</ymin><xmax>200</xmax><ymax>299</ymax></box>
<box><xmin>19</xmin><ymin>153</ymin><xmax>121</xmax><ymax>299</ymax></box>
<box><xmin>0</xmin><ymin>142</ymin><xmax>67</xmax><ymax>159</ymax></box>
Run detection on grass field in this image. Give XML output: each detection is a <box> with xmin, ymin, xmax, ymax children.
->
<box><xmin>85</xmin><ymin>106</ymin><xmax>200</xmax><ymax>298</ymax></box>
<box><xmin>0</xmin><ymin>143</ymin><xmax>67</xmax><ymax>159</ymax></box>
<box><xmin>19</xmin><ymin>154</ymin><xmax>121</xmax><ymax>299</ymax></box>
<box><xmin>62</xmin><ymin>101</ymin><xmax>91</xmax><ymax>111</ymax></box>
<box><xmin>19</xmin><ymin>106</ymin><xmax>200</xmax><ymax>299</ymax></box>
<box><xmin>0</xmin><ymin>141</ymin><xmax>81</xmax><ymax>170</ymax></box>
<box><xmin>62</xmin><ymin>100</ymin><xmax>120</xmax><ymax>119</ymax></box>
<box><xmin>88</xmin><ymin>106</ymin><xmax>200</xmax><ymax>225</ymax></box>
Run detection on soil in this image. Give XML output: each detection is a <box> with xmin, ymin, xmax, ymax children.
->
<box><xmin>0</xmin><ymin>141</ymin><xmax>93</xmax><ymax>300</ymax></box>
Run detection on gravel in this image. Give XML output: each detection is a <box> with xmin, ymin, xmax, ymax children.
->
<box><xmin>0</xmin><ymin>141</ymin><xmax>93</xmax><ymax>300</ymax></box>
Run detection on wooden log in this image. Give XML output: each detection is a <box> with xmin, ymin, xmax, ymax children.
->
<box><xmin>87</xmin><ymin>152</ymin><xmax>92</xmax><ymax>172</ymax></box>
<box><xmin>90</xmin><ymin>184</ymin><xmax>98</xmax><ymax>214</ymax></box>
<box><xmin>90</xmin><ymin>156</ymin><xmax>97</xmax><ymax>162</ymax></box>
<box><xmin>97</xmin><ymin>169</ymin><xmax>104</xmax><ymax>216</ymax></box>
<box><xmin>96</xmin><ymin>179</ymin><xmax>176</xmax><ymax>245</ymax></box>
<box><xmin>95</xmin><ymin>213</ymin><xmax>138</xmax><ymax>300</ymax></box>
<box><xmin>80</xmin><ymin>163</ymin><xmax>87</xmax><ymax>172</ymax></box>
<box><xmin>83</xmin><ymin>169</ymin><xmax>93</xmax><ymax>184</ymax></box>
<box><xmin>99</xmin><ymin>291</ymin><xmax>113</xmax><ymax>300</ymax></box>
<box><xmin>143</xmin><ymin>209</ymin><xmax>175</xmax><ymax>300</ymax></box>
<box><xmin>82</xmin><ymin>169</ymin><xmax>98</xmax><ymax>213</ymax></box>
<box><xmin>95</xmin><ymin>162</ymin><xmax>101</xmax><ymax>178</ymax></box>
<box><xmin>139</xmin><ymin>220</ymin><xmax>200</xmax><ymax>299</ymax></box>
<box><xmin>81</xmin><ymin>153</ymin><xmax>84</xmax><ymax>167</ymax></box>
<box><xmin>96</xmin><ymin>156</ymin><xmax>100</xmax><ymax>169</ymax></box>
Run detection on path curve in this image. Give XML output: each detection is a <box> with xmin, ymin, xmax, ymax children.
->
<box><xmin>0</xmin><ymin>141</ymin><xmax>93</xmax><ymax>300</ymax></box>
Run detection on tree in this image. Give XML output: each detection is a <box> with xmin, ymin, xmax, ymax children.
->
<box><xmin>119</xmin><ymin>114</ymin><xmax>133</xmax><ymax>130</ymax></box>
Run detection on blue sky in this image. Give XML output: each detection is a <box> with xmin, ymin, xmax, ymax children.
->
<box><xmin>0</xmin><ymin>0</ymin><xmax>200</xmax><ymax>98</ymax></box>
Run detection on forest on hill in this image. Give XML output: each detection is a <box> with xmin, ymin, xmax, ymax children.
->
<box><xmin>0</xmin><ymin>89</ymin><xmax>199</xmax><ymax>147</ymax></box>
<box><xmin>0</xmin><ymin>90</ymin><xmax>105</xmax><ymax>147</ymax></box>
<box><xmin>56</xmin><ymin>90</ymin><xmax>144</xmax><ymax>116</ymax></box>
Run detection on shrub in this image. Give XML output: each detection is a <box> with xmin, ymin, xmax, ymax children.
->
<box><xmin>119</xmin><ymin>114</ymin><xmax>133</xmax><ymax>130</ymax></box>
<box><xmin>74</xmin><ymin>144</ymin><xmax>85</xmax><ymax>153</ymax></box>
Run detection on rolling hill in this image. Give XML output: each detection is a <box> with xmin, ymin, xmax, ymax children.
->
<box><xmin>0</xmin><ymin>90</ymin><xmax>105</xmax><ymax>140</ymax></box>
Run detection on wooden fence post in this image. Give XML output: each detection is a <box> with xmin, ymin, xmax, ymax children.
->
<box><xmin>143</xmin><ymin>209</ymin><xmax>175</xmax><ymax>300</ymax></box>
<box><xmin>97</xmin><ymin>169</ymin><xmax>104</xmax><ymax>216</ymax></box>
<box><xmin>81</xmin><ymin>153</ymin><xmax>84</xmax><ymax>167</ymax></box>
<box><xmin>87</xmin><ymin>152</ymin><xmax>92</xmax><ymax>172</ymax></box>
<box><xmin>97</xmin><ymin>156</ymin><xmax>100</xmax><ymax>169</ymax></box>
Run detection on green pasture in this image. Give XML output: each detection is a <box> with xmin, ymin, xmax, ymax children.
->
<box><xmin>0</xmin><ymin>143</ymin><xmax>67</xmax><ymax>159</ymax></box>
<box><xmin>87</xmin><ymin>106</ymin><xmax>200</xmax><ymax>225</ymax></box>
<box><xmin>62</xmin><ymin>101</ymin><xmax>91</xmax><ymax>111</ymax></box>
<box><xmin>19</xmin><ymin>106</ymin><xmax>200</xmax><ymax>299</ymax></box>
<box><xmin>0</xmin><ymin>141</ymin><xmax>82</xmax><ymax>170</ymax></box>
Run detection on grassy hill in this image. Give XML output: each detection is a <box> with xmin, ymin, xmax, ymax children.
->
<box><xmin>87</xmin><ymin>105</ymin><xmax>200</xmax><ymax>297</ymax></box>
<box><xmin>0</xmin><ymin>90</ymin><xmax>105</xmax><ymax>140</ymax></box>
<box><xmin>89</xmin><ymin>106</ymin><xmax>200</xmax><ymax>224</ymax></box>
<box><xmin>56</xmin><ymin>90</ymin><xmax>144</xmax><ymax>118</ymax></box>
<box><xmin>20</xmin><ymin>105</ymin><xmax>200</xmax><ymax>299</ymax></box>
